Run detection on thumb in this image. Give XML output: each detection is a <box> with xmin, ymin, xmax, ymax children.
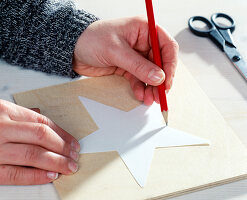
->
<box><xmin>110</xmin><ymin>43</ymin><xmax>165</xmax><ymax>86</ymax></box>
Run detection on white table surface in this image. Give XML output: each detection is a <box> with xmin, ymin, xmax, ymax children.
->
<box><xmin>0</xmin><ymin>0</ymin><xmax>247</xmax><ymax>199</ymax></box>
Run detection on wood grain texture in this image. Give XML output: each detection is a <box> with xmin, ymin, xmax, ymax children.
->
<box><xmin>13</xmin><ymin>61</ymin><xmax>247</xmax><ymax>200</ymax></box>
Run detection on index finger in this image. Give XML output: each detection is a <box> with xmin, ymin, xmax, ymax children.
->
<box><xmin>4</xmin><ymin>101</ymin><xmax>80</xmax><ymax>151</ymax></box>
<box><xmin>156</xmin><ymin>25</ymin><xmax>179</xmax><ymax>90</ymax></box>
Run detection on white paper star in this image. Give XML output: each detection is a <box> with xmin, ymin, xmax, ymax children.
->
<box><xmin>79</xmin><ymin>97</ymin><xmax>209</xmax><ymax>187</ymax></box>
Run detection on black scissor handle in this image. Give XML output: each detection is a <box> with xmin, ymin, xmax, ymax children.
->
<box><xmin>188</xmin><ymin>15</ymin><xmax>226</xmax><ymax>51</ymax></box>
<box><xmin>188</xmin><ymin>16</ymin><xmax>216</xmax><ymax>37</ymax></box>
<box><xmin>211</xmin><ymin>13</ymin><xmax>235</xmax><ymax>32</ymax></box>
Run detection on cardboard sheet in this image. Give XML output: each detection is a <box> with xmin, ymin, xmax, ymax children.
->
<box><xmin>13</xmin><ymin>61</ymin><xmax>247</xmax><ymax>200</ymax></box>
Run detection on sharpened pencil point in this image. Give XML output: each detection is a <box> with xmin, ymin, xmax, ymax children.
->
<box><xmin>162</xmin><ymin>111</ymin><xmax>168</xmax><ymax>126</ymax></box>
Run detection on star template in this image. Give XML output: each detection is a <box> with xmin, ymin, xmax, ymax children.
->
<box><xmin>79</xmin><ymin>96</ymin><xmax>209</xmax><ymax>187</ymax></box>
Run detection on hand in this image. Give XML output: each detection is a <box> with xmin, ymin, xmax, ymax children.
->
<box><xmin>0</xmin><ymin>100</ymin><xmax>80</xmax><ymax>185</ymax></box>
<box><xmin>73</xmin><ymin>16</ymin><xmax>179</xmax><ymax>105</ymax></box>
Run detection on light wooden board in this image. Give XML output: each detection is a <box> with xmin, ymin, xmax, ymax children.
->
<box><xmin>13</xmin><ymin>61</ymin><xmax>247</xmax><ymax>200</ymax></box>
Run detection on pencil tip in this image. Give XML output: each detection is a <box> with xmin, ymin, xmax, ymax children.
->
<box><xmin>162</xmin><ymin>111</ymin><xmax>168</xmax><ymax>126</ymax></box>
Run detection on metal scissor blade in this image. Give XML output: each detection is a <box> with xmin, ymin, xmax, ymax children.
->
<box><xmin>224</xmin><ymin>45</ymin><xmax>247</xmax><ymax>81</ymax></box>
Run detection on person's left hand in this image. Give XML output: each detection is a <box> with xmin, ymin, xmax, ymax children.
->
<box><xmin>73</xmin><ymin>16</ymin><xmax>179</xmax><ymax>105</ymax></box>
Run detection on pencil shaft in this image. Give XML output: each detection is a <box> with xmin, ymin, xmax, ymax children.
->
<box><xmin>145</xmin><ymin>0</ymin><xmax>168</xmax><ymax>114</ymax></box>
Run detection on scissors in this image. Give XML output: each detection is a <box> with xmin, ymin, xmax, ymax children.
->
<box><xmin>188</xmin><ymin>13</ymin><xmax>247</xmax><ymax>81</ymax></box>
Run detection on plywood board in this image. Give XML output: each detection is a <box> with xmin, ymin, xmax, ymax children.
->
<box><xmin>13</xmin><ymin>61</ymin><xmax>247</xmax><ymax>200</ymax></box>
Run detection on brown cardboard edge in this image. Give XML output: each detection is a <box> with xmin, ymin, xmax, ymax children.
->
<box><xmin>151</xmin><ymin>174</ymin><xmax>247</xmax><ymax>200</ymax></box>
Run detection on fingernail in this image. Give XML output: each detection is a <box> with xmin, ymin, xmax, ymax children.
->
<box><xmin>165</xmin><ymin>90</ymin><xmax>169</xmax><ymax>94</ymax></box>
<box><xmin>148</xmin><ymin>69</ymin><xmax>165</xmax><ymax>84</ymax></box>
<box><xmin>68</xmin><ymin>161</ymin><xmax>78</xmax><ymax>173</ymax></box>
<box><xmin>47</xmin><ymin>172</ymin><xmax>58</xmax><ymax>180</ymax></box>
<box><xmin>71</xmin><ymin>140</ymin><xmax>80</xmax><ymax>152</ymax></box>
<box><xmin>70</xmin><ymin>150</ymin><xmax>79</xmax><ymax>161</ymax></box>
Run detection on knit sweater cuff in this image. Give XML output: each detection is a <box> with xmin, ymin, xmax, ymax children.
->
<box><xmin>0</xmin><ymin>1</ymin><xmax>99</xmax><ymax>78</ymax></box>
<box><xmin>48</xmin><ymin>9</ymin><xmax>99</xmax><ymax>78</ymax></box>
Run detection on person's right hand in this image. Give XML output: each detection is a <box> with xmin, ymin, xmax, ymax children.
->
<box><xmin>73</xmin><ymin>16</ymin><xmax>179</xmax><ymax>106</ymax></box>
<box><xmin>0</xmin><ymin>99</ymin><xmax>80</xmax><ymax>185</ymax></box>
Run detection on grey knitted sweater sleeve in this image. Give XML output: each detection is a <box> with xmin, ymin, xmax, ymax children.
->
<box><xmin>0</xmin><ymin>0</ymin><xmax>99</xmax><ymax>78</ymax></box>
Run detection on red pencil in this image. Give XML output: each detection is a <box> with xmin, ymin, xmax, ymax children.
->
<box><xmin>145</xmin><ymin>0</ymin><xmax>168</xmax><ymax>125</ymax></box>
